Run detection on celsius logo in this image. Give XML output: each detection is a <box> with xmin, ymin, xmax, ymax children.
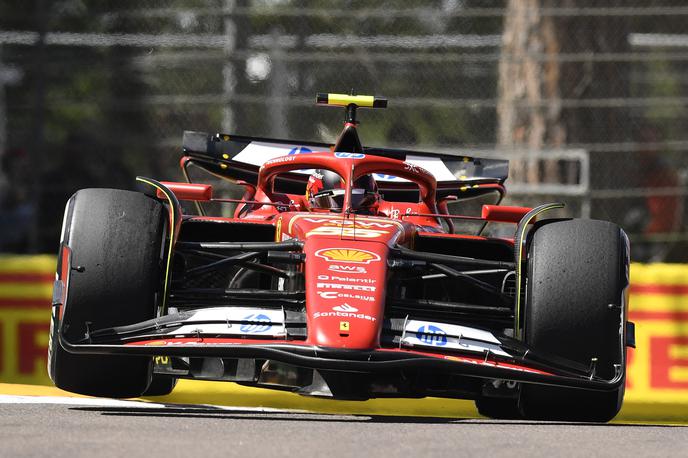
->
<box><xmin>317</xmin><ymin>291</ymin><xmax>375</xmax><ymax>302</ymax></box>
<box><xmin>416</xmin><ymin>325</ymin><xmax>448</xmax><ymax>346</ymax></box>
<box><xmin>240</xmin><ymin>314</ymin><xmax>272</xmax><ymax>333</ymax></box>
<box><xmin>333</xmin><ymin>303</ymin><xmax>358</xmax><ymax>312</ymax></box>
<box><xmin>288</xmin><ymin>146</ymin><xmax>313</xmax><ymax>155</ymax></box>
<box><xmin>334</xmin><ymin>152</ymin><xmax>365</xmax><ymax>159</ymax></box>
<box><xmin>315</xmin><ymin>248</ymin><xmax>381</xmax><ymax>264</ymax></box>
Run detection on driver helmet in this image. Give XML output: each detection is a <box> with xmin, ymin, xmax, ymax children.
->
<box><xmin>305</xmin><ymin>169</ymin><xmax>379</xmax><ymax>213</ymax></box>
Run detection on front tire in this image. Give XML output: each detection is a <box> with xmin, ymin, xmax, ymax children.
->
<box><xmin>519</xmin><ymin>219</ymin><xmax>628</xmax><ymax>422</ymax></box>
<box><xmin>48</xmin><ymin>188</ymin><xmax>165</xmax><ymax>398</ymax></box>
<box><xmin>475</xmin><ymin>396</ymin><xmax>522</xmax><ymax>420</ymax></box>
<box><xmin>143</xmin><ymin>375</ymin><xmax>178</xmax><ymax>397</ymax></box>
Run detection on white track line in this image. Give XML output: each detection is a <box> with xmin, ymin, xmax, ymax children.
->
<box><xmin>0</xmin><ymin>394</ymin><xmax>296</xmax><ymax>413</ymax></box>
<box><xmin>0</xmin><ymin>395</ymin><xmax>166</xmax><ymax>408</ymax></box>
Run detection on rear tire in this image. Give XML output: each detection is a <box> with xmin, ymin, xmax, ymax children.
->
<box><xmin>48</xmin><ymin>189</ymin><xmax>165</xmax><ymax>398</ymax></box>
<box><xmin>519</xmin><ymin>219</ymin><xmax>628</xmax><ymax>422</ymax></box>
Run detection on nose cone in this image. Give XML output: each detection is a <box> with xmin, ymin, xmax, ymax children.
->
<box><xmin>303</xmin><ymin>240</ymin><xmax>388</xmax><ymax>349</ymax></box>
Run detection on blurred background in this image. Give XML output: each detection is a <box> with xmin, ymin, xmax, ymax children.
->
<box><xmin>1</xmin><ymin>0</ymin><xmax>687</xmax><ymax>262</ymax></box>
<box><xmin>1</xmin><ymin>2</ymin><xmax>687</xmax><ymax>414</ymax></box>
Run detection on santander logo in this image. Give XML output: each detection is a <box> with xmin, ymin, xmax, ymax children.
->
<box><xmin>333</xmin><ymin>304</ymin><xmax>358</xmax><ymax>312</ymax></box>
<box><xmin>312</xmin><ymin>303</ymin><xmax>376</xmax><ymax>322</ymax></box>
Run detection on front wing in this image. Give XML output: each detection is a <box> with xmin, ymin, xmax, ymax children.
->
<box><xmin>57</xmin><ymin>305</ymin><xmax>626</xmax><ymax>393</ymax></box>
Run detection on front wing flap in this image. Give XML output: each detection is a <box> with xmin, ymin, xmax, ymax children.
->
<box><xmin>58</xmin><ymin>307</ymin><xmax>625</xmax><ymax>392</ymax></box>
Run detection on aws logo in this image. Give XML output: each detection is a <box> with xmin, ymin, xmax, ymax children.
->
<box><xmin>315</xmin><ymin>248</ymin><xmax>381</xmax><ymax>264</ymax></box>
<box><xmin>328</xmin><ymin>264</ymin><xmax>367</xmax><ymax>274</ymax></box>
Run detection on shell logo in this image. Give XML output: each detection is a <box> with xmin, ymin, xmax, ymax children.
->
<box><xmin>315</xmin><ymin>248</ymin><xmax>381</xmax><ymax>264</ymax></box>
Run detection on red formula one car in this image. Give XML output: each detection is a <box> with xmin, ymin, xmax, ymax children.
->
<box><xmin>48</xmin><ymin>93</ymin><xmax>634</xmax><ymax>422</ymax></box>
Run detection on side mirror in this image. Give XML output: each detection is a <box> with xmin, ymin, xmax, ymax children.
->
<box><xmin>159</xmin><ymin>182</ymin><xmax>213</xmax><ymax>201</ymax></box>
<box><xmin>481</xmin><ymin>205</ymin><xmax>533</xmax><ymax>224</ymax></box>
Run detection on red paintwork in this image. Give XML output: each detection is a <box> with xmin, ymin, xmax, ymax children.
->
<box><xmin>284</xmin><ymin>214</ymin><xmax>406</xmax><ymax>349</ymax></box>
<box><xmin>481</xmin><ymin>204</ymin><xmax>532</xmax><ymax>223</ymax></box>
<box><xmin>58</xmin><ymin>245</ymin><xmax>71</xmax><ymax>320</ymax></box>
<box><xmin>377</xmin><ymin>201</ymin><xmax>442</xmax><ymax>227</ymax></box>
<box><xmin>159</xmin><ymin>182</ymin><xmax>213</xmax><ymax>201</ymax></box>
<box><xmin>178</xmin><ymin>151</ymin><xmax>515</xmax><ymax>352</ymax></box>
<box><xmin>417</xmin><ymin>231</ymin><xmax>487</xmax><ymax>241</ymax></box>
<box><xmin>258</xmin><ymin>152</ymin><xmax>438</xmax><ymax>213</ymax></box>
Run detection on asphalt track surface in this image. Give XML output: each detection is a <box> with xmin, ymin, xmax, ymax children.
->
<box><xmin>1</xmin><ymin>395</ymin><xmax>687</xmax><ymax>458</ymax></box>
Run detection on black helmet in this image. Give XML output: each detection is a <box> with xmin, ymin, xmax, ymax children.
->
<box><xmin>306</xmin><ymin>169</ymin><xmax>378</xmax><ymax>212</ymax></box>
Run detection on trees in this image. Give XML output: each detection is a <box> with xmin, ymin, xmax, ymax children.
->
<box><xmin>497</xmin><ymin>0</ymin><xmax>631</xmax><ymax>186</ymax></box>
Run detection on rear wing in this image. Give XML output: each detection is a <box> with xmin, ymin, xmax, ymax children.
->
<box><xmin>181</xmin><ymin>131</ymin><xmax>509</xmax><ymax>188</ymax></box>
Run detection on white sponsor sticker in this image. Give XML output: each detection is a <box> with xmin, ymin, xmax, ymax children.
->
<box><xmin>317</xmin><ymin>291</ymin><xmax>375</xmax><ymax>302</ymax></box>
<box><xmin>231</xmin><ymin>142</ymin><xmax>458</xmax><ymax>182</ymax></box>
<box><xmin>154</xmin><ymin>307</ymin><xmax>287</xmax><ymax>337</ymax></box>
<box><xmin>333</xmin><ymin>303</ymin><xmax>358</xmax><ymax>312</ymax></box>
<box><xmin>334</xmin><ymin>152</ymin><xmax>365</xmax><ymax>159</ymax></box>
<box><xmin>399</xmin><ymin>319</ymin><xmax>510</xmax><ymax>357</ymax></box>
<box><xmin>316</xmin><ymin>282</ymin><xmax>376</xmax><ymax>292</ymax></box>
<box><xmin>402</xmin><ymin>334</ymin><xmax>510</xmax><ymax>357</ymax></box>
<box><xmin>317</xmin><ymin>274</ymin><xmax>376</xmax><ymax>284</ymax></box>
<box><xmin>233</xmin><ymin>142</ymin><xmax>317</xmax><ymax>166</ymax></box>
<box><xmin>313</xmin><ymin>304</ymin><xmax>376</xmax><ymax>322</ymax></box>
<box><xmin>264</xmin><ymin>155</ymin><xmax>296</xmax><ymax>166</ymax></box>
<box><xmin>405</xmin><ymin>320</ymin><xmax>502</xmax><ymax>344</ymax></box>
<box><xmin>328</xmin><ymin>265</ymin><xmax>367</xmax><ymax>274</ymax></box>
<box><xmin>185</xmin><ymin>307</ymin><xmax>284</xmax><ymax>324</ymax></box>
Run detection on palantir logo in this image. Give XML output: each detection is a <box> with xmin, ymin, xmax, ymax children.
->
<box><xmin>416</xmin><ymin>325</ymin><xmax>447</xmax><ymax>346</ymax></box>
<box><xmin>240</xmin><ymin>314</ymin><xmax>272</xmax><ymax>333</ymax></box>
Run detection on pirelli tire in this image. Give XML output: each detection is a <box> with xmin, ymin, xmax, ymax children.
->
<box><xmin>475</xmin><ymin>397</ymin><xmax>522</xmax><ymax>420</ymax></box>
<box><xmin>48</xmin><ymin>188</ymin><xmax>165</xmax><ymax>398</ymax></box>
<box><xmin>519</xmin><ymin>218</ymin><xmax>629</xmax><ymax>422</ymax></box>
<box><xmin>143</xmin><ymin>374</ymin><xmax>178</xmax><ymax>397</ymax></box>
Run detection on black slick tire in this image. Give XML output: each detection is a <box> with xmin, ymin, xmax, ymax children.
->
<box><xmin>475</xmin><ymin>397</ymin><xmax>522</xmax><ymax>420</ymax></box>
<box><xmin>143</xmin><ymin>375</ymin><xmax>178</xmax><ymax>397</ymax></box>
<box><xmin>48</xmin><ymin>188</ymin><xmax>165</xmax><ymax>398</ymax></box>
<box><xmin>519</xmin><ymin>219</ymin><xmax>628</xmax><ymax>422</ymax></box>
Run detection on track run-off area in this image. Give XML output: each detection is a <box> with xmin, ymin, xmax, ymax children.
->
<box><xmin>2</xmin><ymin>259</ymin><xmax>688</xmax><ymax>456</ymax></box>
<box><xmin>1</xmin><ymin>382</ymin><xmax>687</xmax><ymax>458</ymax></box>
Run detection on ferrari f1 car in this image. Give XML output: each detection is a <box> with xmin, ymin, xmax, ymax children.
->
<box><xmin>48</xmin><ymin>93</ymin><xmax>634</xmax><ymax>422</ymax></box>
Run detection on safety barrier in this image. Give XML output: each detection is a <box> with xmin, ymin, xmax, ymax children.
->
<box><xmin>0</xmin><ymin>256</ymin><xmax>54</xmax><ymax>386</ymax></box>
<box><xmin>1</xmin><ymin>255</ymin><xmax>687</xmax><ymax>421</ymax></box>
